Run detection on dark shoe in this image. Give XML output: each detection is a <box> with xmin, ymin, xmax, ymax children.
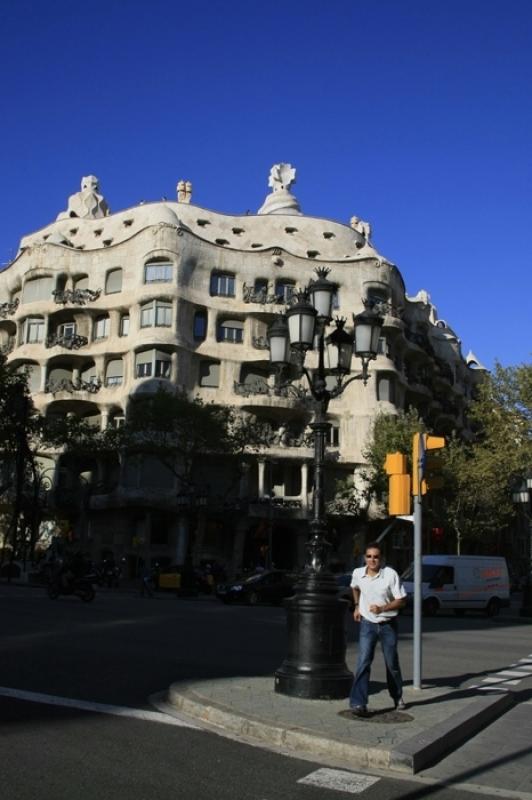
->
<box><xmin>350</xmin><ymin>706</ymin><xmax>369</xmax><ymax>717</ymax></box>
<box><xmin>395</xmin><ymin>698</ymin><xmax>406</xmax><ymax>711</ymax></box>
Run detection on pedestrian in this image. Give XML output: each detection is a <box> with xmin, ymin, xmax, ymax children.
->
<box><xmin>348</xmin><ymin>542</ymin><xmax>407</xmax><ymax>717</ymax></box>
<box><xmin>139</xmin><ymin>562</ymin><xmax>154</xmax><ymax>598</ymax></box>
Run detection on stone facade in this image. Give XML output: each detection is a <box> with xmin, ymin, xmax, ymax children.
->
<box><xmin>0</xmin><ymin>167</ymin><xmax>485</xmax><ymax>576</ymax></box>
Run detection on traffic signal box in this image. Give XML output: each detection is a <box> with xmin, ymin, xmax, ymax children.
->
<box><xmin>384</xmin><ymin>452</ymin><xmax>411</xmax><ymax>516</ymax></box>
<box><xmin>412</xmin><ymin>433</ymin><xmax>446</xmax><ymax>496</ymax></box>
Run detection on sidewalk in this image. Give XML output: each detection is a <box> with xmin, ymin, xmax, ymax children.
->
<box><xmin>158</xmin><ymin>663</ymin><xmax>532</xmax><ymax>776</ymax></box>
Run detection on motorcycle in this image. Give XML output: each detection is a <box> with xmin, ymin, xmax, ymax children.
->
<box><xmin>47</xmin><ymin>575</ymin><xmax>95</xmax><ymax>602</ymax></box>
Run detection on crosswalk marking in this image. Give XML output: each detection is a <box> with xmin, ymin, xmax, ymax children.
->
<box><xmin>298</xmin><ymin>769</ymin><xmax>380</xmax><ymax>794</ymax></box>
<box><xmin>494</xmin><ymin>670</ymin><xmax>531</xmax><ymax>678</ymax></box>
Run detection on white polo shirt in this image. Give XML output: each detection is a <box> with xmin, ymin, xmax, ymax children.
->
<box><xmin>350</xmin><ymin>565</ymin><xmax>406</xmax><ymax>622</ymax></box>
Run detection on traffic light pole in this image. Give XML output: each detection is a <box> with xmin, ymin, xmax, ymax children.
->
<box><xmin>413</xmin><ymin>488</ymin><xmax>423</xmax><ymax>690</ymax></box>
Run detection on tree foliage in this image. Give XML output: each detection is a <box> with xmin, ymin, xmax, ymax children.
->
<box><xmin>362</xmin><ymin>360</ymin><xmax>532</xmax><ymax>550</ymax></box>
<box><xmin>440</xmin><ymin>361</ymin><xmax>532</xmax><ymax>547</ymax></box>
<box><xmin>362</xmin><ymin>408</ymin><xmax>426</xmax><ymax>498</ymax></box>
<box><xmin>112</xmin><ymin>388</ymin><xmax>263</xmax><ymax>493</ymax></box>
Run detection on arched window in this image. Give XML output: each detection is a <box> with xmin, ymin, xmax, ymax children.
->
<box><xmin>217</xmin><ymin>319</ymin><xmax>244</xmax><ymax>343</ymax></box>
<box><xmin>144</xmin><ymin>259</ymin><xmax>173</xmax><ymax>284</ymax></box>
<box><xmin>105</xmin><ymin>268</ymin><xmax>123</xmax><ymax>294</ymax></box>
<box><xmin>22</xmin><ymin>277</ymin><xmax>53</xmax><ymax>303</ymax></box>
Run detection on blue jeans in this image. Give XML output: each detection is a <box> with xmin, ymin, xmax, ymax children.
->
<box><xmin>349</xmin><ymin>618</ymin><xmax>403</xmax><ymax>709</ymax></box>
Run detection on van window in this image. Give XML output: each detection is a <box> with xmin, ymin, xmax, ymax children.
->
<box><xmin>402</xmin><ymin>564</ymin><xmax>452</xmax><ymax>583</ymax></box>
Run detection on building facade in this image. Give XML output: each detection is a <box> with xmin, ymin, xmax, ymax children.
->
<box><xmin>0</xmin><ymin>166</ymin><xmax>485</xmax><ymax>576</ymax></box>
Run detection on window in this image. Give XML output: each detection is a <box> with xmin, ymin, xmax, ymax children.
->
<box><xmin>199</xmin><ymin>360</ymin><xmax>220</xmax><ymax>388</ymax></box>
<box><xmin>105</xmin><ymin>359</ymin><xmax>123</xmax><ymax>386</ymax></box>
<box><xmin>210</xmin><ymin>271</ymin><xmax>235</xmax><ymax>297</ymax></box>
<box><xmin>193</xmin><ymin>310</ymin><xmax>207</xmax><ymax>341</ymax></box>
<box><xmin>58</xmin><ymin>322</ymin><xmax>76</xmax><ymax>340</ymax></box>
<box><xmin>135</xmin><ymin>349</ymin><xmax>171</xmax><ymax>380</ymax></box>
<box><xmin>275</xmin><ymin>280</ymin><xmax>295</xmax><ymax>303</ymax></box>
<box><xmin>144</xmin><ymin>261</ymin><xmax>173</xmax><ymax>283</ymax></box>
<box><xmin>377</xmin><ymin>374</ymin><xmax>396</xmax><ymax>403</ymax></box>
<box><xmin>94</xmin><ymin>316</ymin><xmax>110</xmax><ymax>340</ymax></box>
<box><xmin>105</xmin><ymin>268</ymin><xmax>123</xmax><ymax>294</ymax></box>
<box><xmin>377</xmin><ymin>336</ymin><xmax>390</xmax><ymax>357</ymax></box>
<box><xmin>328</xmin><ymin>423</ymin><xmax>340</xmax><ymax>447</ymax></box>
<box><xmin>22</xmin><ymin>277</ymin><xmax>53</xmax><ymax>303</ymax></box>
<box><xmin>332</xmin><ymin>289</ymin><xmax>340</xmax><ymax>310</ymax></box>
<box><xmin>119</xmin><ymin>314</ymin><xmax>130</xmax><ymax>336</ymax></box>
<box><xmin>217</xmin><ymin>319</ymin><xmax>244</xmax><ymax>343</ymax></box>
<box><xmin>137</xmin><ymin>362</ymin><xmax>152</xmax><ymax>378</ymax></box>
<box><xmin>155</xmin><ymin>359</ymin><xmax>171</xmax><ymax>378</ymax></box>
<box><xmin>140</xmin><ymin>300</ymin><xmax>172</xmax><ymax>328</ymax></box>
<box><xmin>25</xmin><ymin>317</ymin><xmax>44</xmax><ymax>343</ymax></box>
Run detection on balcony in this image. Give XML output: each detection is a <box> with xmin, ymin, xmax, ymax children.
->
<box><xmin>243</xmin><ymin>283</ymin><xmax>284</xmax><ymax>305</ymax></box>
<box><xmin>52</xmin><ymin>288</ymin><xmax>101</xmax><ymax>306</ymax></box>
<box><xmin>46</xmin><ymin>333</ymin><xmax>88</xmax><ymax>350</ymax></box>
<box><xmin>0</xmin><ymin>299</ymin><xmax>19</xmax><ymax>319</ymax></box>
<box><xmin>45</xmin><ymin>377</ymin><xmax>102</xmax><ymax>395</ymax></box>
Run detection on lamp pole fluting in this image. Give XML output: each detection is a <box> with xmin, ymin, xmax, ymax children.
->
<box><xmin>268</xmin><ymin>268</ymin><xmax>383</xmax><ymax>699</ymax></box>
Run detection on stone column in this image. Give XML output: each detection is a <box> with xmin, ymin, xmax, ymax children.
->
<box><xmin>257</xmin><ymin>459</ymin><xmax>266</xmax><ymax>498</ymax></box>
<box><xmin>230</xmin><ymin>517</ymin><xmax>248</xmax><ymax>579</ymax></box>
<box><xmin>300</xmin><ymin>462</ymin><xmax>309</xmax><ymax>510</ymax></box>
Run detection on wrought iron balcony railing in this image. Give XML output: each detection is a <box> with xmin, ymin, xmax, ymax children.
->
<box><xmin>52</xmin><ymin>288</ymin><xmax>101</xmax><ymax>306</ymax></box>
<box><xmin>46</xmin><ymin>333</ymin><xmax>88</xmax><ymax>350</ymax></box>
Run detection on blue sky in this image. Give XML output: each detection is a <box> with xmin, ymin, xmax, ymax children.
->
<box><xmin>1</xmin><ymin>0</ymin><xmax>530</xmax><ymax>369</ymax></box>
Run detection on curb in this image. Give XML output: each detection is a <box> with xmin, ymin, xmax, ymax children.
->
<box><xmin>389</xmin><ymin>691</ymin><xmax>514</xmax><ymax>772</ymax></box>
<box><xmin>166</xmin><ymin>682</ymin><xmax>514</xmax><ymax>774</ymax></box>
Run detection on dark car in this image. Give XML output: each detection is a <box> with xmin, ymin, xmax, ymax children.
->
<box><xmin>216</xmin><ymin>570</ymin><xmax>296</xmax><ymax>605</ymax></box>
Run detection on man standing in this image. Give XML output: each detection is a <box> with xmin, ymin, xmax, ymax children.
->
<box><xmin>349</xmin><ymin>542</ymin><xmax>407</xmax><ymax>716</ymax></box>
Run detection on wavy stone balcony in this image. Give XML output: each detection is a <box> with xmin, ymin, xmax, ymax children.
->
<box><xmin>46</xmin><ymin>333</ymin><xmax>89</xmax><ymax>350</ymax></box>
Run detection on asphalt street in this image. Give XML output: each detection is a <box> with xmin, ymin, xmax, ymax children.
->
<box><xmin>1</xmin><ymin>584</ymin><xmax>530</xmax><ymax>800</ymax></box>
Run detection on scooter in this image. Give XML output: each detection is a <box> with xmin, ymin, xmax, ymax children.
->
<box><xmin>47</xmin><ymin>575</ymin><xmax>95</xmax><ymax>602</ymax></box>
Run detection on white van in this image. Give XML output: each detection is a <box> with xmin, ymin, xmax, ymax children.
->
<box><xmin>401</xmin><ymin>555</ymin><xmax>510</xmax><ymax>617</ymax></box>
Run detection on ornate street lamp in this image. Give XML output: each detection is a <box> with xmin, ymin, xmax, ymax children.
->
<box><xmin>267</xmin><ymin>268</ymin><xmax>383</xmax><ymax>699</ymax></box>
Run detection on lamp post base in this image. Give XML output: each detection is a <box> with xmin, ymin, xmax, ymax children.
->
<box><xmin>520</xmin><ymin>583</ymin><xmax>532</xmax><ymax>617</ymax></box>
<box><xmin>274</xmin><ymin>573</ymin><xmax>353</xmax><ymax>700</ymax></box>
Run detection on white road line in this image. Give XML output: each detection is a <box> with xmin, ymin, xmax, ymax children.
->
<box><xmin>0</xmin><ymin>686</ymin><xmax>197</xmax><ymax>728</ymax></box>
<box><xmin>298</xmin><ymin>769</ymin><xmax>380</xmax><ymax>794</ymax></box>
<box><xmin>494</xmin><ymin>670</ymin><xmax>530</xmax><ymax>678</ymax></box>
<box><xmin>477</xmin><ymin>686</ymin><xmax>511</xmax><ymax>692</ymax></box>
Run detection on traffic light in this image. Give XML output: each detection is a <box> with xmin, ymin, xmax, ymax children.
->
<box><xmin>412</xmin><ymin>433</ymin><xmax>446</xmax><ymax>496</ymax></box>
<box><xmin>384</xmin><ymin>452</ymin><xmax>411</xmax><ymax>515</ymax></box>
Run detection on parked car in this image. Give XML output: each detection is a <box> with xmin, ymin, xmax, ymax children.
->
<box><xmin>216</xmin><ymin>570</ymin><xmax>296</xmax><ymax>605</ymax></box>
